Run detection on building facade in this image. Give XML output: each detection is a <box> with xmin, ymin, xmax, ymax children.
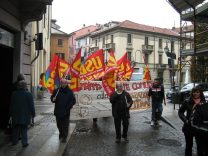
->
<box><xmin>89</xmin><ymin>20</ymin><xmax>183</xmax><ymax>85</ymax></box>
<box><xmin>31</xmin><ymin>5</ymin><xmax>52</xmax><ymax>98</ymax></box>
<box><xmin>0</xmin><ymin>0</ymin><xmax>52</xmax><ymax>130</ymax></box>
<box><xmin>51</xmin><ymin>19</ymin><xmax>70</xmax><ymax>62</ymax></box>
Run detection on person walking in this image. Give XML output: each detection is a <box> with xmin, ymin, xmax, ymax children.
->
<box><xmin>179</xmin><ymin>86</ymin><xmax>206</xmax><ymax>156</ymax></box>
<box><xmin>148</xmin><ymin>78</ymin><xmax>166</xmax><ymax>127</ymax></box>
<box><xmin>110</xmin><ymin>82</ymin><xmax>133</xmax><ymax>143</ymax></box>
<box><xmin>51</xmin><ymin>78</ymin><xmax>76</xmax><ymax>143</ymax></box>
<box><xmin>10</xmin><ymin>80</ymin><xmax>35</xmax><ymax>147</ymax></box>
<box><xmin>191</xmin><ymin>88</ymin><xmax>208</xmax><ymax>156</ymax></box>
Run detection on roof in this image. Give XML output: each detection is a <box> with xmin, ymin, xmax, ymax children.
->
<box><xmin>167</xmin><ymin>0</ymin><xmax>205</xmax><ymax>13</ymax></box>
<box><xmin>91</xmin><ymin>20</ymin><xmax>179</xmax><ymax>37</ymax></box>
<box><xmin>72</xmin><ymin>25</ymin><xmax>98</xmax><ymax>38</ymax></box>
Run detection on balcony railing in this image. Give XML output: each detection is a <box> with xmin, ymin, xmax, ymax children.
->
<box><xmin>142</xmin><ymin>45</ymin><xmax>153</xmax><ymax>54</ymax></box>
<box><xmin>89</xmin><ymin>47</ymin><xmax>99</xmax><ymax>52</ymax></box>
<box><xmin>103</xmin><ymin>43</ymin><xmax>115</xmax><ymax>50</ymax></box>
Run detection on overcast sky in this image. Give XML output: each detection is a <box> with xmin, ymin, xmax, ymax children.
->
<box><xmin>52</xmin><ymin>0</ymin><xmax>180</xmax><ymax>33</ymax></box>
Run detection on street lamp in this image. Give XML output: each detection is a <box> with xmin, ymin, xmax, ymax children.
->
<box><xmin>164</xmin><ymin>42</ymin><xmax>175</xmax><ymax>89</ymax></box>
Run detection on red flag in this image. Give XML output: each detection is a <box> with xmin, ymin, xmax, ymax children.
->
<box><xmin>102</xmin><ymin>52</ymin><xmax>118</xmax><ymax>96</ymax></box>
<box><xmin>117</xmin><ymin>52</ymin><xmax>127</xmax><ymax>80</ymax></box>
<box><xmin>70</xmin><ymin>49</ymin><xmax>81</xmax><ymax>91</ymax></box>
<box><xmin>80</xmin><ymin>49</ymin><xmax>105</xmax><ymax>80</ymax></box>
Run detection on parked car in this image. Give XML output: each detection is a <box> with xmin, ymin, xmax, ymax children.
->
<box><xmin>203</xmin><ymin>91</ymin><xmax>208</xmax><ymax>101</ymax></box>
<box><xmin>166</xmin><ymin>86</ymin><xmax>179</xmax><ymax>100</ymax></box>
<box><xmin>180</xmin><ymin>83</ymin><xmax>208</xmax><ymax>102</ymax></box>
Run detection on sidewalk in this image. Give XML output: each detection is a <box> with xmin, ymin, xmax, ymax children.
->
<box><xmin>0</xmin><ymin>98</ymin><xmax>76</xmax><ymax>156</ymax></box>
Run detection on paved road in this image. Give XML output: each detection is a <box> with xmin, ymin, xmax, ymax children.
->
<box><xmin>63</xmin><ymin>105</ymin><xmax>197</xmax><ymax>156</ymax></box>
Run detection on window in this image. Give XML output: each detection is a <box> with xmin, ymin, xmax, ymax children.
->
<box><xmin>145</xmin><ymin>37</ymin><xmax>148</xmax><ymax>45</ymax></box>
<box><xmin>103</xmin><ymin>37</ymin><xmax>105</xmax><ymax>45</ymax></box>
<box><xmin>58</xmin><ymin>39</ymin><xmax>63</xmax><ymax>46</ymax></box>
<box><xmin>127</xmin><ymin>34</ymin><xmax>132</xmax><ymax>44</ymax></box>
<box><xmin>159</xmin><ymin>54</ymin><xmax>162</xmax><ymax>64</ymax></box>
<box><xmin>159</xmin><ymin>39</ymin><xmax>162</xmax><ymax>49</ymax></box>
<box><xmin>56</xmin><ymin>53</ymin><xmax>65</xmax><ymax>59</ymax></box>
<box><xmin>111</xmin><ymin>35</ymin><xmax>114</xmax><ymax>43</ymax></box>
<box><xmin>78</xmin><ymin>41</ymin><xmax>80</xmax><ymax>48</ymax></box>
<box><xmin>127</xmin><ymin>51</ymin><xmax>132</xmax><ymax>61</ymax></box>
<box><xmin>95</xmin><ymin>40</ymin><xmax>97</xmax><ymax>46</ymax></box>
<box><xmin>171</xmin><ymin>41</ymin><xmax>174</xmax><ymax>52</ymax></box>
<box><xmin>144</xmin><ymin>54</ymin><xmax>149</xmax><ymax>64</ymax></box>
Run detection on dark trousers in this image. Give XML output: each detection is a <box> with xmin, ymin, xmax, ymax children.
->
<box><xmin>12</xmin><ymin>124</ymin><xmax>28</xmax><ymax>146</ymax></box>
<box><xmin>184</xmin><ymin>129</ymin><xmax>194</xmax><ymax>156</ymax></box>
<box><xmin>56</xmin><ymin>115</ymin><xmax>69</xmax><ymax>139</ymax></box>
<box><xmin>151</xmin><ymin>101</ymin><xmax>163</xmax><ymax>121</ymax></box>
<box><xmin>195</xmin><ymin>136</ymin><xmax>208</xmax><ymax>156</ymax></box>
<box><xmin>114</xmin><ymin>117</ymin><xmax>129</xmax><ymax>139</ymax></box>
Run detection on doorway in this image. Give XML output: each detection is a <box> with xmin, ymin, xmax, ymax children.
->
<box><xmin>0</xmin><ymin>45</ymin><xmax>13</xmax><ymax>129</ymax></box>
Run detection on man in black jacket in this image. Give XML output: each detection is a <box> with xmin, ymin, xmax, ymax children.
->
<box><xmin>110</xmin><ymin>82</ymin><xmax>133</xmax><ymax>143</ymax></box>
<box><xmin>51</xmin><ymin>78</ymin><xmax>76</xmax><ymax>143</ymax></box>
<box><xmin>148</xmin><ymin>78</ymin><xmax>166</xmax><ymax>127</ymax></box>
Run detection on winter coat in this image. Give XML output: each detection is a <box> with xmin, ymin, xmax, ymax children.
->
<box><xmin>51</xmin><ymin>86</ymin><xmax>76</xmax><ymax>118</ymax></box>
<box><xmin>191</xmin><ymin>102</ymin><xmax>208</xmax><ymax>137</ymax></box>
<box><xmin>110</xmin><ymin>91</ymin><xmax>133</xmax><ymax>118</ymax></box>
<box><xmin>10</xmin><ymin>89</ymin><xmax>35</xmax><ymax>125</ymax></box>
<box><xmin>148</xmin><ymin>84</ymin><xmax>164</xmax><ymax>103</ymax></box>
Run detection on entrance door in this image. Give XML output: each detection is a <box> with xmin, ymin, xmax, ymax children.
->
<box><xmin>0</xmin><ymin>45</ymin><xmax>13</xmax><ymax>129</ymax></box>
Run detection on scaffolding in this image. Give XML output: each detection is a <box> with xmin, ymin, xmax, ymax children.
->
<box><xmin>167</xmin><ymin>0</ymin><xmax>208</xmax><ymax>89</ymax></box>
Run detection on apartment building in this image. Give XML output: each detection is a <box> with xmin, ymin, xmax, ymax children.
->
<box><xmin>51</xmin><ymin>19</ymin><xmax>70</xmax><ymax>62</ymax></box>
<box><xmin>89</xmin><ymin>20</ymin><xmax>182</xmax><ymax>84</ymax></box>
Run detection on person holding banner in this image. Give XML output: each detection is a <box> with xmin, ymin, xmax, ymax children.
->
<box><xmin>110</xmin><ymin>82</ymin><xmax>133</xmax><ymax>143</ymax></box>
<box><xmin>148</xmin><ymin>78</ymin><xmax>166</xmax><ymax>127</ymax></box>
<box><xmin>51</xmin><ymin>78</ymin><xmax>76</xmax><ymax>143</ymax></box>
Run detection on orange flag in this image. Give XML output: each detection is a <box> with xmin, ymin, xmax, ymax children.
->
<box><xmin>102</xmin><ymin>52</ymin><xmax>118</xmax><ymax>96</ymax></box>
<box><xmin>143</xmin><ymin>65</ymin><xmax>151</xmax><ymax>81</ymax></box>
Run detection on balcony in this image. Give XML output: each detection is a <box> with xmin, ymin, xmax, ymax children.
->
<box><xmin>142</xmin><ymin>45</ymin><xmax>153</xmax><ymax>54</ymax></box>
<box><xmin>103</xmin><ymin>43</ymin><xmax>115</xmax><ymax>50</ymax></box>
<box><xmin>126</xmin><ymin>43</ymin><xmax>133</xmax><ymax>50</ymax></box>
<box><xmin>89</xmin><ymin>47</ymin><xmax>99</xmax><ymax>52</ymax></box>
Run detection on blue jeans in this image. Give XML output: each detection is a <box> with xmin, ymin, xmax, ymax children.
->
<box><xmin>151</xmin><ymin>101</ymin><xmax>163</xmax><ymax>121</ymax></box>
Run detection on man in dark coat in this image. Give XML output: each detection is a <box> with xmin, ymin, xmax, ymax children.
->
<box><xmin>10</xmin><ymin>80</ymin><xmax>35</xmax><ymax>147</ymax></box>
<box><xmin>51</xmin><ymin>78</ymin><xmax>76</xmax><ymax>143</ymax></box>
<box><xmin>110</xmin><ymin>82</ymin><xmax>133</xmax><ymax>143</ymax></box>
<box><xmin>148</xmin><ymin>78</ymin><xmax>166</xmax><ymax>126</ymax></box>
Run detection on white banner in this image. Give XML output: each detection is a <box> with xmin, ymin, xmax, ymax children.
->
<box><xmin>70</xmin><ymin>80</ymin><xmax>152</xmax><ymax>120</ymax></box>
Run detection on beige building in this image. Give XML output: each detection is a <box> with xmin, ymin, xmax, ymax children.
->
<box><xmin>89</xmin><ymin>20</ymin><xmax>183</xmax><ymax>85</ymax></box>
<box><xmin>31</xmin><ymin>6</ymin><xmax>52</xmax><ymax>98</ymax></box>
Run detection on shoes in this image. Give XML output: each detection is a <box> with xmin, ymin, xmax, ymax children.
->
<box><xmin>62</xmin><ymin>137</ymin><xmax>67</xmax><ymax>143</ymax></box>
<box><xmin>115</xmin><ymin>138</ymin><xmax>121</xmax><ymax>143</ymax></box>
<box><xmin>158</xmin><ymin>121</ymin><xmax>162</xmax><ymax>126</ymax></box>
<box><xmin>22</xmin><ymin>143</ymin><xmax>29</xmax><ymax>148</ymax></box>
<box><xmin>150</xmin><ymin>121</ymin><xmax>154</xmax><ymax>126</ymax></box>
<box><xmin>123</xmin><ymin>137</ymin><xmax>129</xmax><ymax>143</ymax></box>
